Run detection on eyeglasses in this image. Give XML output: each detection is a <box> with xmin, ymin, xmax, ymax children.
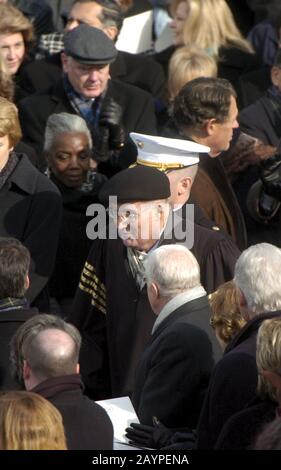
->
<box><xmin>108</xmin><ymin>203</ymin><xmax>159</xmax><ymax>222</ymax></box>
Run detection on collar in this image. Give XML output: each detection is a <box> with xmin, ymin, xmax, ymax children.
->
<box><xmin>31</xmin><ymin>374</ymin><xmax>84</xmax><ymax>398</ymax></box>
<box><xmin>225</xmin><ymin>310</ymin><xmax>281</xmax><ymax>353</ymax></box>
<box><xmin>152</xmin><ymin>286</ymin><xmax>207</xmax><ymax>334</ymax></box>
<box><xmin>8</xmin><ymin>153</ymin><xmax>38</xmax><ymax>194</ymax></box>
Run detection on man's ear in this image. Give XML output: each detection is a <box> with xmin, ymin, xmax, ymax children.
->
<box><xmin>236</xmin><ymin>287</ymin><xmax>249</xmax><ymax>319</ymax></box>
<box><xmin>103</xmin><ymin>25</ymin><xmax>118</xmax><ymax>41</ymax></box>
<box><xmin>25</xmin><ymin>274</ymin><xmax>30</xmax><ymax>291</ymax></box>
<box><xmin>76</xmin><ymin>363</ymin><xmax>80</xmax><ymax>374</ymax></box>
<box><xmin>178</xmin><ymin>176</ymin><xmax>193</xmax><ymax>195</ymax></box>
<box><xmin>150</xmin><ymin>281</ymin><xmax>160</xmax><ymax>300</ymax></box>
<box><xmin>205</xmin><ymin>118</ymin><xmax>218</xmax><ymax>136</ymax></box>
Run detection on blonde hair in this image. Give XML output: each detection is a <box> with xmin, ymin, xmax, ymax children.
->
<box><xmin>168</xmin><ymin>45</ymin><xmax>217</xmax><ymax>99</ymax></box>
<box><xmin>170</xmin><ymin>0</ymin><xmax>253</xmax><ymax>56</ymax></box>
<box><xmin>0</xmin><ymin>4</ymin><xmax>34</xmax><ymax>46</ymax></box>
<box><xmin>0</xmin><ymin>97</ymin><xmax>22</xmax><ymax>146</ymax></box>
<box><xmin>0</xmin><ymin>391</ymin><xmax>67</xmax><ymax>450</ymax></box>
<box><xmin>256</xmin><ymin>318</ymin><xmax>281</xmax><ymax>402</ymax></box>
<box><xmin>209</xmin><ymin>280</ymin><xmax>246</xmax><ymax>345</ymax></box>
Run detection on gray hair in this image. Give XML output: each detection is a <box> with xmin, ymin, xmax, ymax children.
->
<box><xmin>10</xmin><ymin>314</ymin><xmax>81</xmax><ymax>386</ymax></box>
<box><xmin>167</xmin><ymin>164</ymin><xmax>198</xmax><ymax>183</ymax></box>
<box><xmin>44</xmin><ymin>112</ymin><xmax>92</xmax><ymax>153</ymax></box>
<box><xmin>234</xmin><ymin>243</ymin><xmax>281</xmax><ymax>315</ymax></box>
<box><xmin>145</xmin><ymin>244</ymin><xmax>200</xmax><ymax>298</ymax></box>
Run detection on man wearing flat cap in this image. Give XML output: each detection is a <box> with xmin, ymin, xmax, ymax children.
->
<box><xmin>70</xmin><ymin>144</ymin><xmax>237</xmax><ymax>400</ymax></box>
<box><xmin>17</xmin><ymin>23</ymin><xmax>157</xmax><ymax>171</ymax></box>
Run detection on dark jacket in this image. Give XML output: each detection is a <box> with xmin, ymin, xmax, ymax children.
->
<box><xmin>215</xmin><ymin>398</ymin><xmax>276</xmax><ymax>450</ymax></box>
<box><xmin>32</xmin><ymin>374</ymin><xmax>113</xmax><ymax>450</ymax></box>
<box><xmin>239</xmin><ymin>88</ymin><xmax>281</xmax><ymax>147</ymax></box>
<box><xmin>192</xmin><ymin>154</ymin><xmax>248</xmax><ymax>251</ymax></box>
<box><xmin>196</xmin><ymin>310</ymin><xmax>281</xmax><ymax>449</ymax></box>
<box><xmin>0</xmin><ymin>305</ymin><xmax>38</xmax><ymax>390</ymax></box>
<box><xmin>49</xmin><ymin>174</ymin><xmax>106</xmax><ymax>300</ymax></box>
<box><xmin>0</xmin><ymin>154</ymin><xmax>62</xmax><ymax>309</ymax></box>
<box><xmin>19</xmin><ymin>50</ymin><xmax>166</xmax><ymax>104</ymax></box>
<box><xmin>69</xmin><ymin>218</ymin><xmax>239</xmax><ymax>400</ymax></box>
<box><xmin>18</xmin><ymin>78</ymin><xmax>157</xmax><ymax>171</ymax></box>
<box><xmin>133</xmin><ymin>296</ymin><xmax>220</xmax><ymax>428</ymax></box>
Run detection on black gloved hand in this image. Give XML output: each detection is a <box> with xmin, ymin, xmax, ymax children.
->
<box><xmin>125</xmin><ymin>420</ymin><xmax>174</xmax><ymax>449</ymax></box>
<box><xmin>93</xmin><ymin>126</ymin><xmax>110</xmax><ymax>162</ymax></box>
<box><xmin>260</xmin><ymin>153</ymin><xmax>281</xmax><ymax>201</ymax></box>
<box><xmin>99</xmin><ymin>97</ymin><xmax>125</xmax><ymax>150</ymax></box>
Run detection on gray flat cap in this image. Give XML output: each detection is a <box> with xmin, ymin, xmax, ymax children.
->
<box><xmin>64</xmin><ymin>24</ymin><xmax>117</xmax><ymax>65</ymax></box>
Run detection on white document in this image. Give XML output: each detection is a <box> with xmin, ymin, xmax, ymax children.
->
<box><xmin>97</xmin><ymin>396</ymin><xmax>140</xmax><ymax>448</ymax></box>
<box><xmin>116</xmin><ymin>11</ymin><xmax>153</xmax><ymax>54</ymax></box>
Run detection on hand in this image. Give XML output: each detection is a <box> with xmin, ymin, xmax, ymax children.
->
<box><xmin>260</xmin><ymin>153</ymin><xmax>281</xmax><ymax>201</ymax></box>
<box><xmin>99</xmin><ymin>97</ymin><xmax>125</xmax><ymax>150</ymax></box>
<box><xmin>125</xmin><ymin>419</ymin><xmax>173</xmax><ymax>449</ymax></box>
<box><xmin>93</xmin><ymin>126</ymin><xmax>110</xmax><ymax>162</ymax></box>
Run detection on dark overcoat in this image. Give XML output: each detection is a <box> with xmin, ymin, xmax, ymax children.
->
<box><xmin>196</xmin><ymin>310</ymin><xmax>281</xmax><ymax>449</ymax></box>
<box><xmin>18</xmin><ymin>78</ymin><xmax>157</xmax><ymax>170</ymax></box>
<box><xmin>0</xmin><ymin>306</ymin><xmax>38</xmax><ymax>390</ymax></box>
<box><xmin>0</xmin><ymin>154</ymin><xmax>62</xmax><ymax>308</ymax></box>
<box><xmin>69</xmin><ymin>219</ymin><xmax>239</xmax><ymax>400</ymax></box>
<box><xmin>132</xmin><ymin>296</ymin><xmax>220</xmax><ymax>428</ymax></box>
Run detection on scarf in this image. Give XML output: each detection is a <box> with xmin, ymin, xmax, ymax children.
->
<box><xmin>0</xmin><ymin>152</ymin><xmax>18</xmax><ymax>190</ymax></box>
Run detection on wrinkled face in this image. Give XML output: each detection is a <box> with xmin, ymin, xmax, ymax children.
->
<box><xmin>62</xmin><ymin>56</ymin><xmax>110</xmax><ymax>99</ymax></box>
<box><xmin>0</xmin><ymin>32</ymin><xmax>25</xmax><ymax>74</ymax></box>
<box><xmin>47</xmin><ymin>132</ymin><xmax>91</xmax><ymax>188</ymax></box>
<box><xmin>0</xmin><ymin>134</ymin><xmax>12</xmax><ymax>171</ymax></box>
<box><xmin>65</xmin><ymin>2</ymin><xmax>104</xmax><ymax>31</ymax></box>
<box><xmin>109</xmin><ymin>201</ymin><xmax>166</xmax><ymax>251</ymax></box>
<box><xmin>209</xmin><ymin>96</ymin><xmax>239</xmax><ymax>157</ymax></box>
<box><xmin>169</xmin><ymin>1</ymin><xmax>190</xmax><ymax>46</ymax></box>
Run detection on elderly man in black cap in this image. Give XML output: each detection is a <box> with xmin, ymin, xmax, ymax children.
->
<box><xmin>17</xmin><ymin>23</ymin><xmax>157</xmax><ymax>171</ymax></box>
<box><xmin>69</xmin><ymin>138</ymin><xmax>238</xmax><ymax>401</ymax></box>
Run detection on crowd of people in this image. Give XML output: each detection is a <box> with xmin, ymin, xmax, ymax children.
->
<box><xmin>0</xmin><ymin>0</ymin><xmax>281</xmax><ymax>451</ymax></box>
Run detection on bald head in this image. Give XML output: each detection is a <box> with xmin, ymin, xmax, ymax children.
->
<box><xmin>24</xmin><ymin>328</ymin><xmax>80</xmax><ymax>382</ymax></box>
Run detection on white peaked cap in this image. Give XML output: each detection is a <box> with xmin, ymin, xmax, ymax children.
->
<box><xmin>130</xmin><ymin>132</ymin><xmax>210</xmax><ymax>171</ymax></box>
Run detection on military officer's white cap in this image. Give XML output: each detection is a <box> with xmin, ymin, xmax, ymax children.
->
<box><xmin>130</xmin><ymin>132</ymin><xmax>210</xmax><ymax>172</ymax></box>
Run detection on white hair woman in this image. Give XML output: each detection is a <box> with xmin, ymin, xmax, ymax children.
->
<box><xmin>44</xmin><ymin>112</ymin><xmax>107</xmax><ymax>315</ymax></box>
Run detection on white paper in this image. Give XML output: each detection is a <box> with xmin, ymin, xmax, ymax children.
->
<box><xmin>97</xmin><ymin>396</ymin><xmax>139</xmax><ymax>446</ymax></box>
<box><xmin>116</xmin><ymin>11</ymin><xmax>153</xmax><ymax>54</ymax></box>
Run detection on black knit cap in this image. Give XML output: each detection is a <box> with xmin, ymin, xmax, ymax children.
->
<box><xmin>99</xmin><ymin>165</ymin><xmax>171</xmax><ymax>204</ymax></box>
<box><xmin>64</xmin><ymin>24</ymin><xmax>117</xmax><ymax>65</ymax></box>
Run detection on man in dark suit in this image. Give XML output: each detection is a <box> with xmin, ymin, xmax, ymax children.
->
<box><xmin>171</xmin><ymin>77</ymin><xmax>247</xmax><ymax>250</ymax></box>
<box><xmin>0</xmin><ymin>238</ymin><xmax>38</xmax><ymax>390</ymax></box>
<box><xmin>20</xmin><ymin>0</ymin><xmax>166</xmax><ymax>104</ymax></box>
<box><xmin>197</xmin><ymin>242</ymin><xmax>281</xmax><ymax>449</ymax></box>
<box><xmin>130</xmin><ymin>244</ymin><xmax>220</xmax><ymax>429</ymax></box>
<box><xmin>18</xmin><ymin>24</ymin><xmax>157</xmax><ymax>171</ymax></box>
<box><xmin>10</xmin><ymin>313</ymin><xmax>113</xmax><ymax>450</ymax></box>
